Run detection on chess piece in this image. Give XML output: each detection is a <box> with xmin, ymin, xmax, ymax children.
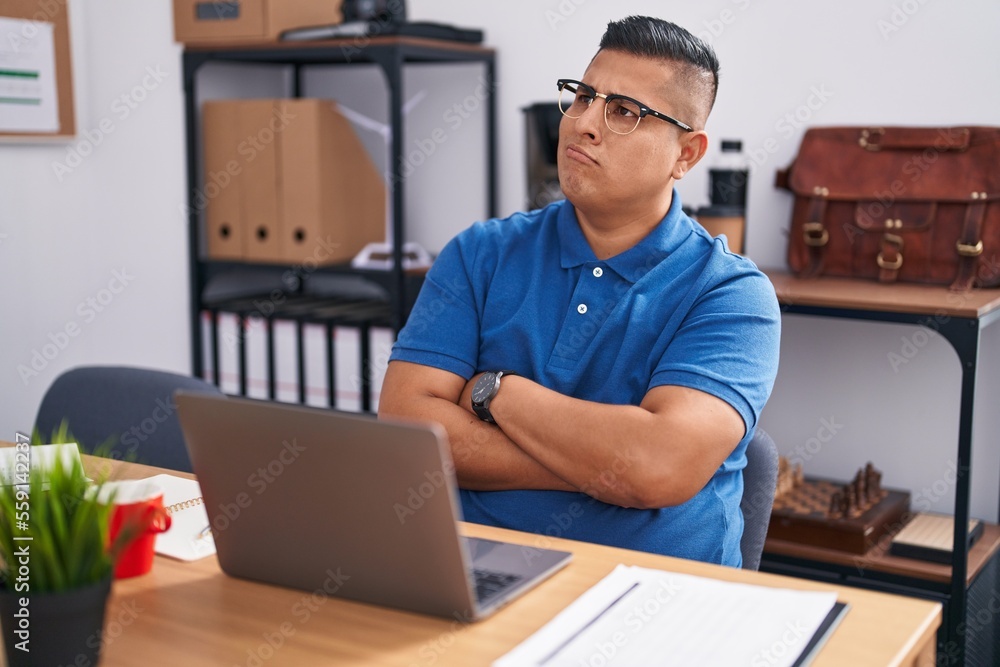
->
<box><xmin>841</xmin><ymin>486</ymin><xmax>850</xmax><ymax>515</ymax></box>
<box><xmin>853</xmin><ymin>471</ymin><xmax>866</xmax><ymax>510</ymax></box>
<box><xmin>775</xmin><ymin>458</ymin><xmax>786</xmax><ymax>499</ymax></box>
<box><xmin>829</xmin><ymin>492</ymin><xmax>843</xmax><ymax>518</ymax></box>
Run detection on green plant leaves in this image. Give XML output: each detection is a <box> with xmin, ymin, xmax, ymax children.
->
<box><xmin>0</xmin><ymin>423</ymin><xmax>122</xmax><ymax>593</ymax></box>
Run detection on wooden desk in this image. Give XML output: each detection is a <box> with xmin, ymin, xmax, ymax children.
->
<box><xmin>40</xmin><ymin>456</ymin><xmax>939</xmax><ymax>667</ymax></box>
<box><xmin>763</xmin><ymin>270</ymin><xmax>1000</xmax><ymax>665</ymax></box>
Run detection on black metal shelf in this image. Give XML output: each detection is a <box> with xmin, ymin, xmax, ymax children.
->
<box><xmin>202</xmin><ymin>291</ymin><xmax>392</xmax><ymax>412</ymax></box>
<box><xmin>181</xmin><ymin>37</ymin><xmax>497</xmax><ymax>410</ymax></box>
<box><xmin>759</xmin><ymin>271</ymin><xmax>1000</xmax><ymax>666</ymax></box>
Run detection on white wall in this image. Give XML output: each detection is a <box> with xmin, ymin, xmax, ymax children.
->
<box><xmin>2</xmin><ymin>0</ymin><xmax>999</xmax><ymax>519</ymax></box>
<box><xmin>1</xmin><ymin>2</ymin><xmax>188</xmax><ymax>433</ymax></box>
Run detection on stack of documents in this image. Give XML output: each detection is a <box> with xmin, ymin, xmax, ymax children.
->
<box><xmin>496</xmin><ymin>565</ymin><xmax>845</xmax><ymax>667</ymax></box>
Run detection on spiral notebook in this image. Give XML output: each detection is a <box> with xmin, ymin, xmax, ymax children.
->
<box><xmin>143</xmin><ymin>473</ymin><xmax>217</xmax><ymax>562</ymax></box>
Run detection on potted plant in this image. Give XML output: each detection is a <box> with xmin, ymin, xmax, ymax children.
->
<box><xmin>0</xmin><ymin>426</ymin><xmax>133</xmax><ymax>667</ymax></box>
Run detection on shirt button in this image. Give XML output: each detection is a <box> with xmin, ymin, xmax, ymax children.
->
<box><xmin>592</xmin><ymin>267</ymin><xmax>603</xmax><ymax>278</ymax></box>
<box><xmin>577</xmin><ymin>304</ymin><xmax>588</xmax><ymax>314</ymax></box>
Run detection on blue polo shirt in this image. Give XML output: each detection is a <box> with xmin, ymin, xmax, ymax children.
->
<box><xmin>389</xmin><ymin>194</ymin><xmax>780</xmax><ymax>566</ymax></box>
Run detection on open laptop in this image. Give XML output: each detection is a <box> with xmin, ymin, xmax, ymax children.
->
<box><xmin>174</xmin><ymin>392</ymin><xmax>571</xmax><ymax>621</ymax></box>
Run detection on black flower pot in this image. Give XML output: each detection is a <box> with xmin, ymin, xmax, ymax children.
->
<box><xmin>0</xmin><ymin>577</ymin><xmax>112</xmax><ymax>667</ymax></box>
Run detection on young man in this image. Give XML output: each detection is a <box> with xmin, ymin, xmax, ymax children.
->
<box><xmin>379</xmin><ymin>16</ymin><xmax>780</xmax><ymax>567</ymax></box>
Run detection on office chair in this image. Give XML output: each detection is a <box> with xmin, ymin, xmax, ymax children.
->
<box><xmin>739</xmin><ymin>428</ymin><xmax>780</xmax><ymax>570</ymax></box>
<box><xmin>33</xmin><ymin>365</ymin><xmax>223</xmax><ymax>473</ymax></box>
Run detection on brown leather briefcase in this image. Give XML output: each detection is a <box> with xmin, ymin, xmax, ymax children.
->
<box><xmin>776</xmin><ymin>126</ymin><xmax>1000</xmax><ymax>290</ymax></box>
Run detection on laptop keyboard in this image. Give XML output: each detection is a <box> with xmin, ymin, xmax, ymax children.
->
<box><xmin>473</xmin><ymin>569</ymin><xmax>524</xmax><ymax>603</ymax></box>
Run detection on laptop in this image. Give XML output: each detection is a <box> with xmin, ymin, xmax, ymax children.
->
<box><xmin>174</xmin><ymin>392</ymin><xmax>572</xmax><ymax>621</ymax></box>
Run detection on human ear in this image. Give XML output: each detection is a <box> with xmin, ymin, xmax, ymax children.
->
<box><xmin>671</xmin><ymin>131</ymin><xmax>709</xmax><ymax>180</ymax></box>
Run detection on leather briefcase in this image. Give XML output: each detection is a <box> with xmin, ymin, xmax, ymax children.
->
<box><xmin>776</xmin><ymin>126</ymin><xmax>1000</xmax><ymax>290</ymax></box>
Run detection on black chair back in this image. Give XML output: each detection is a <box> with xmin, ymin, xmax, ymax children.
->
<box><xmin>739</xmin><ymin>429</ymin><xmax>779</xmax><ymax>570</ymax></box>
<box><xmin>34</xmin><ymin>366</ymin><xmax>222</xmax><ymax>472</ymax></box>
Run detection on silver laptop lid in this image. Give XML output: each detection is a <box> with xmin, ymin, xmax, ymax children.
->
<box><xmin>175</xmin><ymin>392</ymin><xmax>479</xmax><ymax>618</ymax></box>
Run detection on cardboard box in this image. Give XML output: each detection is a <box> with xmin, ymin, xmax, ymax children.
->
<box><xmin>695</xmin><ymin>206</ymin><xmax>746</xmax><ymax>254</ymax></box>
<box><xmin>201</xmin><ymin>98</ymin><xmax>385</xmax><ymax>265</ymax></box>
<box><xmin>173</xmin><ymin>0</ymin><xmax>343</xmax><ymax>44</ymax></box>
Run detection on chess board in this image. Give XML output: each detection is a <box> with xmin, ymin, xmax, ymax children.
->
<box><xmin>767</xmin><ymin>477</ymin><xmax>911</xmax><ymax>554</ymax></box>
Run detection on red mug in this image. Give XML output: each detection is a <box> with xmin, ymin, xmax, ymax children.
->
<box><xmin>100</xmin><ymin>480</ymin><xmax>173</xmax><ymax>579</ymax></box>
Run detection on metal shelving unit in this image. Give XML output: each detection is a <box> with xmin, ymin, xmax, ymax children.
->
<box><xmin>181</xmin><ymin>37</ymin><xmax>497</xmax><ymax>410</ymax></box>
<box><xmin>761</xmin><ymin>270</ymin><xmax>1000</xmax><ymax>666</ymax></box>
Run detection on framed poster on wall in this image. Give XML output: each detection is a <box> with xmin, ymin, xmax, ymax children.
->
<box><xmin>0</xmin><ymin>0</ymin><xmax>75</xmax><ymax>140</ymax></box>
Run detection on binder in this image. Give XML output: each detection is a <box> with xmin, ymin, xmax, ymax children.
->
<box><xmin>239</xmin><ymin>100</ymin><xmax>281</xmax><ymax>262</ymax></box>
<box><xmin>244</xmin><ymin>314</ymin><xmax>269</xmax><ymax>399</ymax></box>
<box><xmin>216</xmin><ymin>311</ymin><xmax>243</xmax><ymax>394</ymax></box>
<box><xmin>273</xmin><ymin>317</ymin><xmax>299</xmax><ymax>402</ymax></box>
<box><xmin>202</xmin><ymin>98</ymin><xmax>385</xmax><ymax>265</ymax></box>
<box><xmin>202</xmin><ymin>102</ymin><xmax>245</xmax><ymax>259</ymax></box>
<box><xmin>302</xmin><ymin>322</ymin><xmax>330</xmax><ymax>407</ymax></box>
<box><xmin>277</xmin><ymin>98</ymin><xmax>385</xmax><ymax>265</ymax></box>
<box><xmin>278</xmin><ymin>98</ymin><xmax>324</xmax><ymax>265</ymax></box>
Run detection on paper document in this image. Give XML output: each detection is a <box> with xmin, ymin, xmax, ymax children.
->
<box><xmin>0</xmin><ymin>17</ymin><xmax>59</xmax><ymax>133</ymax></box>
<box><xmin>495</xmin><ymin>564</ymin><xmax>842</xmax><ymax>667</ymax></box>
<box><xmin>143</xmin><ymin>474</ymin><xmax>217</xmax><ymax>561</ymax></box>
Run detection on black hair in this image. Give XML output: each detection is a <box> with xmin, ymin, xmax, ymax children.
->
<box><xmin>598</xmin><ymin>16</ymin><xmax>720</xmax><ymax>119</ymax></box>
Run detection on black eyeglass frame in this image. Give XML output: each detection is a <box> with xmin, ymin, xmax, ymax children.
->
<box><xmin>556</xmin><ymin>78</ymin><xmax>694</xmax><ymax>134</ymax></box>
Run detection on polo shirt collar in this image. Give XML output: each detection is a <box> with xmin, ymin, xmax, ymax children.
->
<box><xmin>557</xmin><ymin>192</ymin><xmax>691</xmax><ymax>283</ymax></box>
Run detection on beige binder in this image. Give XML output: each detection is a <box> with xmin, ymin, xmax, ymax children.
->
<box><xmin>201</xmin><ymin>98</ymin><xmax>385</xmax><ymax>265</ymax></box>
<box><xmin>202</xmin><ymin>102</ymin><xmax>245</xmax><ymax>260</ymax></box>
<box><xmin>277</xmin><ymin>99</ymin><xmax>385</xmax><ymax>265</ymax></box>
<box><xmin>239</xmin><ymin>100</ymin><xmax>282</xmax><ymax>263</ymax></box>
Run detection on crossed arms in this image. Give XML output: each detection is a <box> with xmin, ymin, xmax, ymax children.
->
<box><xmin>378</xmin><ymin>360</ymin><xmax>745</xmax><ymax>509</ymax></box>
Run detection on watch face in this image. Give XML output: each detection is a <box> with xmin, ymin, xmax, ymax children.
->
<box><xmin>471</xmin><ymin>372</ymin><xmax>498</xmax><ymax>403</ymax></box>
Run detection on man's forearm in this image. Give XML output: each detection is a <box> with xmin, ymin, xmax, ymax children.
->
<box><xmin>379</xmin><ymin>361</ymin><xmax>742</xmax><ymax>505</ymax></box>
<box><xmin>377</xmin><ymin>362</ymin><xmax>576</xmax><ymax>492</ymax></box>
<box><xmin>489</xmin><ymin>380</ymin><xmax>655</xmax><ymax>507</ymax></box>
<box><xmin>487</xmin><ymin>376</ymin><xmax>743</xmax><ymax>509</ymax></box>
<box><xmin>427</xmin><ymin>395</ymin><xmax>575</xmax><ymax>491</ymax></box>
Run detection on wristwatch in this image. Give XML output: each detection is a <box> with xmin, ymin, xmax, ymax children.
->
<box><xmin>471</xmin><ymin>370</ymin><xmax>517</xmax><ymax>424</ymax></box>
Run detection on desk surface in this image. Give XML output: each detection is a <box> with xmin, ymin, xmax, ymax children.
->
<box><xmin>764</xmin><ymin>269</ymin><xmax>1000</xmax><ymax>319</ymax></box>
<box><xmin>46</xmin><ymin>456</ymin><xmax>940</xmax><ymax>667</ymax></box>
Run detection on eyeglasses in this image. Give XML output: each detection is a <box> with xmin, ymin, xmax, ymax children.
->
<box><xmin>556</xmin><ymin>79</ymin><xmax>693</xmax><ymax>135</ymax></box>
